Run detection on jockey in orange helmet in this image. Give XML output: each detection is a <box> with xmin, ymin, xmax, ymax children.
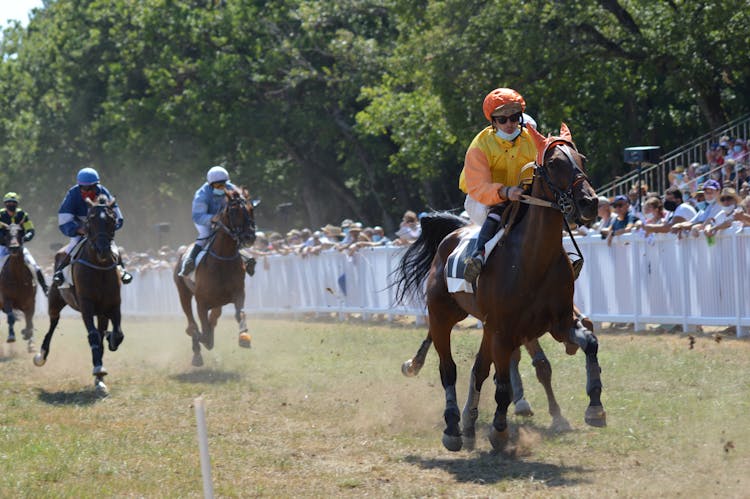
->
<box><xmin>459</xmin><ymin>88</ymin><xmax>538</xmax><ymax>283</ymax></box>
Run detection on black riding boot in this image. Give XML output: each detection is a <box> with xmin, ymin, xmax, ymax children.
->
<box><xmin>52</xmin><ymin>255</ymin><xmax>70</xmax><ymax>287</ymax></box>
<box><xmin>179</xmin><ymin>244</ymin><xmax>202</xmax><ymax>277</ymax></box>
<box><xmin>36</xmin><ymin>268</ymin><xmax>49</xmax><ymax>296</ymax></box>
<box><xmin>463</xmin><ymin>204</ymin><xmax>506</xmax><ymax>283</ymax></box>
<box><xmin>118</xmin><ymin>256</ymin><xmax>133</xmax><ymax>284</ymax></box>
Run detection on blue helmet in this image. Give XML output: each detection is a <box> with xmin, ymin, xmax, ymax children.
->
<box><xmin>77</xmin><ymin>167</ymin><xmax>100</xmax><ymax>186</ymax></box>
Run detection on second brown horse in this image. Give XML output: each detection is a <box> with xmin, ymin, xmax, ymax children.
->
<box><xmin>174</xmin><ymin>189</ymin><xmax>256</xmax><ymax>367</ymax></box>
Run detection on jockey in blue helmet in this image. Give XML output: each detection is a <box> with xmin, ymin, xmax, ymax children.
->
<box><xmin>178</xmin><ymin>165</ymin><xmax>236</xmax><ymax>276</ymax></box>
<box><xmin>52</xmin><ymin>167</ymin><xmax>133</xmax><ymax>286</ymax></box>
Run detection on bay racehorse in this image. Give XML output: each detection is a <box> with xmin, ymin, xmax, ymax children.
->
<box><xmin>34</xmin><ymin>195</ymin><xmax>124</xmax><ymax>396</ymax></box>
<box><xmin>173</xmin><ymin>188</ymin><xmax>256</xmax><ymax>367</ymax></box>
<box><xmin>0</xmin><ymin>221</ymin><xmax>37</xmax><ymax>351</ymax></box>
<box><xmin>394</xmin><ymin>123</ymin><xmax>605</xmax><ymax>452</ymax></box>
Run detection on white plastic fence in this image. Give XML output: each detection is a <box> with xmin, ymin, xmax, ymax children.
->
<box><xmin>47</xmin><ymin>229</ymin><xmax>749</xmax><ymax>336</ymax></box>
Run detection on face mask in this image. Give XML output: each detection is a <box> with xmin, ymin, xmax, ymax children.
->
<box><xmin>372</xmin><ymin>235</ymin><xmax>382</xmax><ymax>242</ymax></box>
<box><xmin>733</xmin><ymin>145</ymin><xmax>742</xmax><ymax>153</ymax></box>
<box><xmin>696</xmin><ymin>201</ymin><xmax>707</xmax><ymax>211</ymax></box>
<box><xmin>663</xmin><ymin>200</ymin><xmax>678</xmax><ymax>212</ymax></box>
<box><xmin>212</xmin><ymin>188</ymin><xmax>225</xmax><ymax>196</ymax></box>
<box><xmin>80</xmin><ymin>189</ymin><xmax>97</xmax><ymax>202</ymax></box>
<box><xmin>495</xmin><ymin>128</ymin><xmax>521</xmax><ymax>141</ymax></box>
<box><xmin>721</xmin><ymin>204</ymin><xmax>736</xmax><ymax>214</ymax></box>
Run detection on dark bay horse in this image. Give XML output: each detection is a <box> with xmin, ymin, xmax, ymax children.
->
<box><xmin>34</xmin><ymin>196</ymin><xmax>124</xmax><ymax>396</ymax></box>
<box><xmin>0</xmin><ymin>221</ymin><xmax>37</xmax><ymax>351</ymax></box>
<box><xmin>174</xmin><ymin>188</ymin><xmax>256</xmax><ymax>367</ymax></box>
<box><xmin>394</xmin><ymin>124</ymin><xmax>604</xmax><ymax>452</ymax></box>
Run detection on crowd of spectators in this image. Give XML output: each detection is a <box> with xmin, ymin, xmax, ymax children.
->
<box><xmin>578</xmin><ymin>134</ymin><xmax>750</xmax><ymax>245</ymax></box>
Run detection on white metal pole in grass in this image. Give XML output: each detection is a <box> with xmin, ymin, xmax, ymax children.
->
<box><xmin>194</xmin><ymin>396</ymin><xmax>214</xmax><ymax>498</ymax></box>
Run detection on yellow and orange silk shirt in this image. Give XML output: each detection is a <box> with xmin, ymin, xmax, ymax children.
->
<box><xmin>458</xmin><ymin>126</ymin><xmax>537</xmax><ymax>206</ymax></box>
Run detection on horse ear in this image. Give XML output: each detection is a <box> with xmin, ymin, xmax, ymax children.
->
<box><xmin>85</xmin><ymin>197</ymin><xmax>96</xmax><ymax>207</ymax></box>
<box><xmin>526</xmin><ymin>123</ymin><xmax>548</xmax><ymax>164</ymax></box>
<box><xmin>559</xmin><ymin>122</ymin><xmax>572</xmax><ymax>142</ymax></box>
<box><xmin>252</xmin><ymin>198</ymin><xmax>261</xmax><ymax>208</ymax></box>
<box><xmin>107</xmin><ymin>197</ymin><xmax>116</xmax><ymax>207</ymax></box>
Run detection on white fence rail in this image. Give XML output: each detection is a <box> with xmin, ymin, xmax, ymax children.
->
<box><xmin>47</xmin><ymin>229</ymin><xmax>749</xmax><ymax>336</ymax></box>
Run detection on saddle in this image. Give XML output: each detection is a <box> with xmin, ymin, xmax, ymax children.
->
<box><xmin>445</xmin><ymin>197</ymin><xmax>530</xmax><ymax>294</ymax></box>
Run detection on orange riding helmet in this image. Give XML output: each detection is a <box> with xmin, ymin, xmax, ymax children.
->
<box><xmin>482</xmin><ymin>88</ymin><xmax>526</xmax><ymax>122</ymax></box>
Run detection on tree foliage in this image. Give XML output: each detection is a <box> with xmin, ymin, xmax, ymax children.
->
<box><xmin>0</xmin><ymin>0</ymin><xmax>747</xmax><ymax>249</ymax></box>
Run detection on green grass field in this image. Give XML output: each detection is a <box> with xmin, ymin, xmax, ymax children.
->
<box><xmin>1</xmin><ymin>316</ymin><xmax>748</xmax><ymax>497</ymax></box>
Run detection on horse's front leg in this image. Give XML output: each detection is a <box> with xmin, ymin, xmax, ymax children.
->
<box><xmin>234</xmin><ymin>293</ymin><xmax>251</xmax><ymax>348</ymax></box>
<box><xmin>461</xmin><ymin>332</ymin><xmax>492</xmax><ymax>451</ymax></box>
<box><xmin>197</xmin><ymin>301</ymin><xmax>214</xmax><ymax>350</ymax></box>
<box><xmin>509</xmin><ymin>346</ymin><xmax>533</xmax><ymax>416</ymax></box>
<box><xmin>4</xmin><ymin>304</ymin><xmax>16</xmax><ymax>343</ymax></box>
<box><xmin>430</xmin><ymin>318</ymin><xmax>461</xmax><ymax>451</ymax></box>
<box><xmin>105</xmin><ymin>307</ymin><xmax>124</xmax><ymax>352</ymax></box>
<box><xmin>489</xmin><ymin>336</ymin><xmax>513</xmax><ymax>452</ymax></box>
<box><xmin>80</xmin><ymin>302</ymin><xmax>105</xmax><ymax>378</ymax></box>
<box><xmin>568</xmin><ymin>319</ymin><xmax>606</xmax><ymax>427</ymax></box>
<box><xmin>525</xmin><ymin>339</ymin><xmax>571</xmax><ymax>431</ymax></box>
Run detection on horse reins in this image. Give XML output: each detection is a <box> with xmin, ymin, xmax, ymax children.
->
<box><xmin>519</xmin><ymin>142</ymin><xmax>590</xmax><ymax>271</ymax></box>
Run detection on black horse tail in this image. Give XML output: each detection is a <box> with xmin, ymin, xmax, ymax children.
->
<box><xmin>392</xmin><ymin>212</ymin><xmax>469</xmax><ymax>304</ymax></box>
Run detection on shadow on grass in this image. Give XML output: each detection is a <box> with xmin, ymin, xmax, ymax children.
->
<box><xmin>36</xmin><ymin>388</ymin><xmax>103</xmax><ymax>406</ymax></box>
<box><xmin>404</xmin><ymin>451</ymin><xmax>589</xmax><ymax>488</ymax></box>
<box><xmin>170</xmin><ymin>368</ymin><xmax>242</xmax><ymax>384</ymax></box>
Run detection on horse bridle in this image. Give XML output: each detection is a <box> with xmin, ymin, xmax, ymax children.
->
<box><xmin>522</xmin><ymin>141</ymin><xmax>591</xmax><ymax>269</ymax></box>
<box><xmin>214</xmin><ymin>196</ymin><xmax>255</xmax><ymax>245</ymax></box>
<box><xmin>530</xmin><ymin>141</ymin><xmax>590</xmax><ymax>220</ymax></box>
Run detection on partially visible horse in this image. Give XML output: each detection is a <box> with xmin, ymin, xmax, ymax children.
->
<box><xmin>34</xmin><ymin>195</ymin><xmax>124</xmax><ymax>396</ymax></box>
<box><xmin>174</xmin><ymin>188</ymin><xmax>257</xmax><ymax>367</ymax></box>
<box><xmin>394</xmin><ymin>123</ymin><xmax>604</xmax><ymax>452</ymax></box>
<box><xmin>0</xmin><ymin>221</ymin><xmax>37</xmax><ymax>351</ymax></box>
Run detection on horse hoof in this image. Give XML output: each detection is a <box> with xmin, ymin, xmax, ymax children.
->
<box><xmin>462</xmin><ymin>434</ymin><xmax>476</xmax><ymax>451</ymax></box>
<box><xmin>442</xmin><ymin>432</ymin><xmax>463</xmax><ymax>452</ymax></box>
<box><xmin>488</xmin><ymin>427</ymin><xmax>509</xmax><ymax>451</ymax></box>
<box><xmin>7</xmin><ymin>333</ymin><xmax>15</xmax><ymax>343</ymax></box>
<box><xmin>401</xmin><ymin>359</ymin><xmax>420</xmax><ymax>377</ymax></box>
<box><xmin>33</xmin><ymin>351</ymin><xmax>46</xmax><ymax>367</ymax></box>
<box><xmin>95</xmin><ymin>379</ymin><xmax>109</xmax><ymax>397</ymax></box>
<box><xmin>584</xmin><ymin>405</ymin><xmax>607</xmax><ymax>427</ymax></box>
<box><xmin>92</xmin><ymin>365</ymin><xmax>108</xmax><ymax>376</ymax></box>
<box><xmin>551</xmin><ymin>415</ymin><xmax>572</xmax><ymax>432</ymax></box>
<box><xmin>27</xmin><ymin>341</ymin><xmax>36</xmax><ymax>354</ymax></box>
<box><xmin>22</xmin><ymin>329</ymin><xmax>33</xmax><ymax>341</ymax></box>
<box><xmin>238</xmin><ymin>332</ymin><xmax>252</xmax><ymax>348</ymax></box>
<box><xmin>514</xmin><ymin>398</ymin><xmax>534</xmax><ymax>417</ymax></box>
<box><xmin>192</xmin><ymin>354</ymin><xmax>204</xmax><ymax>367</ymax></box>
<box><xmin>107</xmin><ymin>331</ymin><xmax>124</xmax><ymax>352</ymax></box>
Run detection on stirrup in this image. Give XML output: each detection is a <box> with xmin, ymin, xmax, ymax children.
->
<box><xmin>53</xmin><ymin>270</ymin><xmax>64</xmax><ymax>286</ymax></box>
<box><xmin>121</xmin><ymin>271</ymin><xmax>133</xmax><ymax>284</ymax></box>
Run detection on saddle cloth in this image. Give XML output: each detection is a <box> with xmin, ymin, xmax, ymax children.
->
<box><xmin>182</xmin><ymin>243</ymin><xmax>208</xmax><ymax>281</ymax></box>
<box><xmin>445</xmin><ymin>226</ymin><xmax>505</xmax><ymax>293</ymax></box>
<box><xmin>59</xmin><ymin>239</ymin><xmax>121</xmax><ymax>289</ymax></box>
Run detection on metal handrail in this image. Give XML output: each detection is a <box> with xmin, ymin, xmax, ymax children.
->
<box><xmin>598</xmin><ymin>113</ymin><xmax>750</xmax><ymax>199</ymax></box>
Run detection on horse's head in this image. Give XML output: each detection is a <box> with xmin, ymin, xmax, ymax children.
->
<box><xmin>527</xmin><ymin>123</ymin><xmax>598</xmax><ymax>226</ymax></box>
<box><xmin>217</xmin><ymin>188</ymin><xmax>257</xmax><ymax>247</ymax></box>
<box><xmin>0</xmin><ymin>222</ymin><xmax>24</xmax><ymax>255</ymax></box>
<box><xmin>85</xmin><ymin>195</ymin><xmax>118</xmax><ymax>259</ymax></box>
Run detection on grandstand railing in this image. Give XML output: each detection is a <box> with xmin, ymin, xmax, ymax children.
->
<box><xmin>598</xmin><ymin>114</ymin><xmax>750</xmax><ymax>199</ymax></box>
<box><xmin>48</xmin><ymin>229</ymin><xmax>750</xmax><ymax>337</ymax></box>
